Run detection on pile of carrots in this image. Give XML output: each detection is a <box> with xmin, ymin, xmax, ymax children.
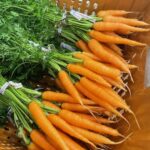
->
<box><xmin>26</xmin><ymin>10</ymin><xmax>149</xmax><ymax>150</ymax></box>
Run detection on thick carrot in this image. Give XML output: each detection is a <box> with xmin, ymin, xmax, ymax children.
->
<box><xmin>67</xmin><ymin>64</ymin><xmax>111</xmax><ymax>87</ymax></box>
<box><xmin>97</xmin><ymin>10</ymin><xmax>131</xmax><ymax>17</ymax></box>
<box><xmin>89</xmin><ymin>30</ymin><xmax>146</xmax><ymax>46</ymax></box>
<box><xmin>87</xmin><ymin>38</ymin><xmax>131</xmax><ymax>72</ymax></box>
<box><xmin>58</xmin><ymin>70</ymin><xmax>82</xmax><ymax>104</ymax></box>
<box><xmin>42</xmin><ymin>101</ymin><xmax>61</xmax><ymax>111</ymax></box>
<box><xmin>28</xmin><ymin>142</ymin><xmax>42</xmax><ymax>150</ymax></box>
<box><xmin>59</xmin><ymin>110</ymin><xmax>122</xmax><ymax>136</ymax></box>
<box><xmin>61</xmin><ymin>103</ymin><xmax>107</xmax><ymax>114</ymax></box>
<box><xmin>47</xmin><ymin>114</ymin><xmax>95</xmax><ymax>147</ymax></box>
<box><xmin>76</xmin><ymin>40</ymin><xmax>91</xmax><ymax>53</ymax></box>
<box><xmin>82</xmin><ymin>52</ymin><xmax>101</xmax><ymax>61</ymax></box>
<box><xmin>55</xmin><ymin>78</ymin><xmax>66</xmax><ymax>91</ymax></box>
<box><xmin>75</xmin><ymin>113</ymin><xmax>115</xmax><ymax>124</ymax></box>
<box><xmin>79</xmin><ymin>77</ymin><xmax>131</xmax><ymax>113</ymax></box>
<box><xmin>42</xmin><ymin>91</ymin><xmax>96</xmax><ymax>105</ymax></box>
<box><xmin>103</xmin><ymin>15</ymin><xmax>149</xmax><ymax>26</ymax></box>
<box><xmin>93</xmin><ymin>22</ymin><xmax>150</xmax><ymax>33</ymax></box>
<box><xmin>30</xmin><ymin>130</ymin><xmax>56</xmax><ymax>150</ymax></box>
<box><xmin>72</xmin><ymin>126</ymin><xmax>117</xmax><ymax>145</ymax></box>
<box><xmin>58</xmin><ymin>130</ymin><xmax>85</xmax><ymax>150</ymax></box>
<box><xmin>28</xmin><ymin>101</ymin><xmax>69</xmax><ymax>150</ymax></box>
<box><xmin>75</xmin><ymin>82</ymin><xmax>127</xmax><ymax>120</ymax></box>
<box><xmin>106</xmin><ymin>43</ymin><xmax>123</xmax><ymax>56</ymax></box>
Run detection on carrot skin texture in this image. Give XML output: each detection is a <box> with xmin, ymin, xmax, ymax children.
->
<box><xmin>67</xmin><ymin>64</ymin><xmax>111</xmax><ymax>87</ymax></box>
<box><xmin>76</xmin><ymin>40</ymin><xmax>91</xmax><ymax>53</ymax></box>
<box><xmin>29</xmin><ymin>101</ymin><xmax>69</xmax><ymax>150</ymax></box>
<box><xmin>58</xmin><ymin>130</ymin><xmax>86</xmax><ymax>150</ymax></box>
<box><xmin>59</xmin><ymin>110</ymin><xmax>121</xmax><ymax>136</ymax></box>
<box><xmin>28</xmin><ymin>142</ymin><xmax>42</xmax><ymax>150</ymax></box>
<box><xmin>30</xmin><ymin>130</ymin><xmax>56</xmax><ymax>150</ymax></box>
<box><xmin>42</xmin><ymin>101</ymin><xmax>61</xmax><ymax>111</ymax></box>
<box><xmin>58</xmin><ymin>70</ymin><xmax>82</xmax><ymax>104</ymax></box>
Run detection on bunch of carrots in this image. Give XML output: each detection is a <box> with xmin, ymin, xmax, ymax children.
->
<box><xmin>0</xmin><ymin>2</ymin><xmax>149</xmax><ymax>149</ymax></box>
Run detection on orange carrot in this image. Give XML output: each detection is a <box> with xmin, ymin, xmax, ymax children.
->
<box><xmin>61</xmin><ymin>103</ymin><xmax>107</xmax><ymax>114</ymax></box>
<box><xmin>89</xmin><ymin>30</ymin><xmax>146</xmax><ymax>46</ymax></box>
<box><xmin>107</xmin><ymin>43</ymin><xmax>123</xmax><ymax>56</ymax></box>
<box><xmin>73</xmin><ymin>52</ymin><xmax>94</xmax><ymax>61</ymax></box>
<box><xmin>47</xmin><ymin>114</ymin><xmax>95</xmax><ymax>147</ymax></box>
<box><xmin>29</xmin><ymin>101</ymin><xmax>69</xmax><ymax>150</ymax></box>
<box><xmin>83</xmin><ymin>59</ymin><xmax>121</xmax><ymax>79</ymax></box>
<box><xmin>55</xmin><ymin>78</ymin><xmax>66</xmax><ymax>91</ymax></box>
<box><xmin>42</xmin><ymin>91</ymin><xmax>96</xmax><ymax>105</ymax></box>
<box><xmin>58</xmin><ymin>130</ymin><xmax>86</xmax><ymax>150</ymax></box>
<box><xmin>75</xmin><ymin>113</ymin><xmax>115</xmax><ymax>124</ymax></box>
<box><xmin>58</xmin><ymin>70</ymin><xmax>82</xmax><ymax>104</ymax></box>
<box><xmin>79</xmin><ymin>77</ymin><xmax>131</xmax><ymax>112</ymax></box>
<box><xmin>42</xmin><ymin>101</ymin><xmax>61</xmax><ymax>111</ymax></box>
<box><xmin>87</xmin><ymin>38</ymin><xmax>131</xmax><ymax>72</ymax></box>
<box><xmin>30</xmin><ymin>130</ymin><xmax>56</xmax><ymax>150</ymax></box>
<box><xmin>76</xmin><ymin>40</ymin><xmax>91</xmax><ymax>53</ymax></box>
<box><xmin>28</xmin><ymin>142</ymin><xmax>42</xmax><ymax>150</ymax></box>
<box><xmin>59</xmin><ymin>110</ymin><xmax>122</xmax><ymax>136</ymax></box>
<box><xmin>82</xmin><ymin>52</ymin><xmax>101</xmax><ymax>61</ymax></box>
<box><xmin>128</xmin><ymin>64</ymin><xmax>138</xmax><ymax>69</ymax></box>
<box><xmin>97</xmin><ymin>10</ymin><xmax>131</xmax><ymax>17</ymax></box>
<box><xmin>67</xmin><ymin>64</ymin><xmax>111</xmax><ymax>87</ymax></box>
<box><xmin>93</xmin><ymin>22</ymin><xmax>149</xmax><ymax>34</ymax></box>
<box><xmin>103</xmin><ymin>15</ymin><xmax>149</xmax><ymax>26</ymax></box>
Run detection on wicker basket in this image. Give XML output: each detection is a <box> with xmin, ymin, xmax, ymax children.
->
<box><xmin>1</xmin><ymin>0</ymin><xmax>150</xmax><ymax>149</ymax></box>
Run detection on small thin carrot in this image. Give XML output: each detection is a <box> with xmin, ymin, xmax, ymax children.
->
<box><xmin>76</xmin><ymin>40</ymin><xmax>91</xmax><ymax>53</ymax></box>
<box><xmin>42</xmin><ymin>91</ymin><xmax>96</xmax><ymax>105</ymax></box>
<box><xmin>103</xmin><ymin>15</ymin><xmax>149</xmax><ymax>26</ymax></box>
<box><xmin>58</xmin><ymin>70</ymin><xmax>82</xmax><ymax>104</ymax></box>
<box><xmin>30</xmin><ymin>130</ymin><xmax>56</xmax><ymax>150</ymax></box>
<box><xmin>107</xmin><ymin>43</ymin><xmax>123</xmax><ymax>56</ymax></box>
<box><xmin>42</xmin><ymin>101</ymin><xmax>61</xmax><ymax>111</ymax></box>
<box><xmin>93</xmin><ymin>22</ymin><xmax>150</xmax><ymax>34</ymax></box>
<box><xmin>128</xmin><ymin>64</ymin><xmax>138</xmax><ymax>69</ymax></box>
<box><xmin>73</xmin><ymin>52</ymin><xmax>94</xmax><ymax>61</ymax></box>
<box><xmin>28</xmin><ymin>142</ymin><xmax>42</xmax><ymax>150</ymax></box>
<box><xmin>58</xmin><ymin>130</ymin><xmax>86</xmax><ymax>150</ymax></box>
<box><xmin>97</xmin><ymin>10</ymin><xmax>131</xmax><ymax>17</ymax></box>
<box><xmin>89</xmin><ymin>30</ymin><xmax>146</xmax><ymax>46</ymax></box>
<box><xmin>61</xmin><ymin>103</ymin><xmax>107</xmax><ymax>114</ymax></box>
<box><xmin>29</xmin><ymin>101</ymin><xmax>69</xmax><ymax>150</ymax></box>
<box><xmin>55</xmin><ymin>78</ymin><xmax>66</xmax><ymax>91</ymax></box>
<box><xmin>59</xmin><ymin>110</ymin><xmax>122</xmax><ymax>137</ymax></box>
<box><xmin>87</xmin><ymin>38</ymin><xmax>131</xmax><ymax>72</ymax></box>
<box><xmin>75</xmin><ymin>113</ymin><xmax>115</xmax><ymax>124</ymax></box>
<box><xmin>67</xmin><ymin>64</ymin><xmax>111</xmax><ymax>87</ymax></box>
<box><xmin>47</xmin><ymin>114</ymin><xmax>95</xmax><ymax>147</ymax></box>
<box><xmin>82</xmin><ymin>52</ymin><xmax>101</xmax><ymax>61</ymax></box>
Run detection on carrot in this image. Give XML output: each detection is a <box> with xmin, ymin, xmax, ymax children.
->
<box><xmin>58</xmin><ymin>130</ymin><xmax>85</xmax><ymax>150</ymax></box>
<box><xmin>42</xmin><ymin>101</ymin><xmax>61</xmax><ymax>111</ymax></box>
<box><xmin>102</xmin><ymin>76</ymin><xmax>126</xmax><ymax>90</ymax></box>
<box><xmin>79</xmin><ymin>77</ymin><xmax>131</xmax><ymax>112</ymax></box>
<box><xmin>55</xmin><ymin>78</ymin><xmax>66</xmax><ymax>91</ymax></box>
<box><xmin>75</xmin><ymin>113</ymin><xmax>115</xmax><ymax>124</ymax></box>
<box><xmin>28</xmin><ymin>142</ymin><xmax>42</xmax><ymax>150</ymax></box>
<box><xmin>76</xmin><ymin>40</ymin><xmax>91</xmax><ymax>53</ymax></box>
<box><xmin>72</xmin><ymin>126</ymin><xmax>118</xmax><ymax>145</ymax></box>
<box><xmin>42</xmin><ymin>91</ymin><xmax>96</xmax><ymax>105</ymax></box>
<box><xmin>75</xmin><ymin>82</ymin><xmax>128</xmax><ymax>122</ymax></box>
<box><xmin>30</xmin><ymin>130</ymin><xmax>56</xmax><ymax>150</ymax></box>
<box><xmin>82</xmin><ymin>52</ymin><xmax>101</xmax><ymax>61</ymax></box>
<box><xmin>59</xmin><ymin>110</ymin><xmax>122</xmax><ymax>136</ymax></box>
<box><xmin>128</xmin><ymin>64</ymin><xmax>138</xmax><ymax>69</ymax></box>
<box><xmin>87</xmin><ymin>38</ymin><xmax>132</xmax><ymax>72</ymax></box>
<box><xmin>97</xmin><ymin>10</ymin><xmax>131</xmax><ymax>17</ymax></box>
<box><xmin>67</xmin><ymin>64</ymin><xmax>111</xmax><ymax>87</ymax></box>
<box><xmin>93</xmin><ymin>22</ymin><xmax>150</xmax><ymax>34</ymax></box>
<box><xmin>83</xmin><ymin>59</ymin><xmax>121</xmax><ymax>79</ymax></box>
<box><xmin>103</xmin><ymin>15</ymin><xmax>149</xmax><ymax>26</ymax></box>
<box><xmin>58</xmin><ymin>70</ymin><xmax>82</xmax><ymax>104</ymax></box>
<box><xmin>47</xmin><ymin>114</ymin><xmax>95</xmax><ymax>147</ymax></box>
<box><xmin>107</xmin><ymin>43</ymin><xmax>123</xmax><ymax>56</ymax></box>
<box><xmin>29</xmin><ymin>101</ymin><xmax>69</xmax><ymax>150</ymax></box>
<box><xmin>61</xmin><ymin>103</ymin><xmax>107</xmax><ymax>114</ymax></box>
<box><xmin>73</xmin><ymin>52</ymin><xmax>94</xmax><ymax>61</ymax></box>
